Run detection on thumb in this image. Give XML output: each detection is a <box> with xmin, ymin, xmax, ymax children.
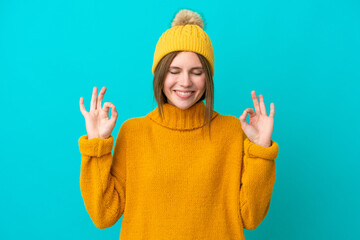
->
<box><xmin>239</xmin><ymin>109</ymin><xmax>248</xmax><ymax>127</ymax></box>
<box><xmin>239</xmin><ymin>108</ymin><xmax>255</xmax><ymax>128</ymax></box>
<box><xmin>103</xmin><ymin>102</ymin><xmax>118</xmax><ymax>122</ymax></box>
<box><xmin>101</xmin><ymin>102</ymin><xmax>112</xmax><ymax>118</ymax></box>
<box><xmin>109</xmin><ymin>103</ymin><xmax>118</xmax><ymax>123</ymax></box>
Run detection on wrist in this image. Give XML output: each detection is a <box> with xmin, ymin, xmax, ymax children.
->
<box><xmin>259</xmin><ymin>142</ymin><xmax>271</xmax><ymax>147</ymax></box>
<box><xmin>87</xmin><ymin>135</ymin><xmax>99</xmax><ymax>140</ymax></box>
<box><xmin>251</xmin><ymin>138</ymin><xmax>271</xmax><ymax>147</ymax></box>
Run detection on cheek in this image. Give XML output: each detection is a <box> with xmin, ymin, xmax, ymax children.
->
<box><xmin>196</xmin><ymin>77</ymin><xmax>206</xmax><ymax>91</ymax></box>
<box><xmin>164</xmin><ymin>75</ymin><xmax>176</xmax><ymax>89</ymax></box>
<box><xmin>163</xmin><ymin>76</ymin><xmax>175</xmax><ymax>93</ymax></box>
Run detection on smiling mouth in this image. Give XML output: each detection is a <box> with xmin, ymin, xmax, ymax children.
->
<box><xmin>174</xmin><ymin>90</ymin><xmax>194</xmax><ymax>97</ymax></box>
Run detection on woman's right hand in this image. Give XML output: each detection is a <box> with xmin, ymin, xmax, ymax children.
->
<box><xmin>79</xmin><ymin>86</ymin><xmax>118</xmax><ymax>140</ymax></box>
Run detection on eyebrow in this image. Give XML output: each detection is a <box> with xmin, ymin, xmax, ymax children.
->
<box><xmin>169</xmin><ymin>66</ymin><xmax>203</xmax><ymax>70</ymax></box>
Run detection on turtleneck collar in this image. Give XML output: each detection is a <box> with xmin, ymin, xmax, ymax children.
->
<box><xmin>146</xmin><ymin>101</ymin><xmax>219</xmax><ymax>130</ymax></box>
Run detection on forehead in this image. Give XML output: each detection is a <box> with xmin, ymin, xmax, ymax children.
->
<box><xmin>170</xmin><ymin>51</ymin><xmax>203</xmax><ymax>68</ymax></box>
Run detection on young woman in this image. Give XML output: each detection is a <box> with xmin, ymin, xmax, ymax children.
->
<box><xmin>79</xmin><ymin>9</ymin><xmax>279</xmax><ymax>240</ymax></box>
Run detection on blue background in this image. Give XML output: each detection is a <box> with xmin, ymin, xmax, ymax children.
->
<box><xmin>1</xmin><ymin>0</ymin><xmax>359</xmax><ymax>239</ymax></box>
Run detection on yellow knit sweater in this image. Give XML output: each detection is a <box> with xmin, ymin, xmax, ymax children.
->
<box><xmin>78</xmin><ymin>100</ymin><xmax>279</xmax><ymax>240</ymax></box>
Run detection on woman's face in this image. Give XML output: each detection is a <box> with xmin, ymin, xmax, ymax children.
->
<box><xmin>163</xmin><ymin>51</ymin><xmax>206</xmax><ymax>110</ymax></box>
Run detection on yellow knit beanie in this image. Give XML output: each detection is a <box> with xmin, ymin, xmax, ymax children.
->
<box><xmin>152</xmin><ymin>9</ymin><xmax>215</xmax><ymax>77</ymax></box>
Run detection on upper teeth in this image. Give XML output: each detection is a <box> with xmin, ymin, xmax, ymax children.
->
<box><xmin>176</xmin><ymin>91</ymin><xmax>192</xmax><ymax>95</ymax></box>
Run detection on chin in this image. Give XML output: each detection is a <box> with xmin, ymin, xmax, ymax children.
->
<box><xmin>172</xmin><ymin>100</ymin><xmax>197</xmax><ymax>110</ymax></box>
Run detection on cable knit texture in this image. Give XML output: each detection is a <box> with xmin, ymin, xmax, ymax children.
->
<box><xmin>152</xmin><ymin>24</ymin><xmax>215</xmax><ymax>77</ymax></box>
<box><xmin>78</xmin><ymin>101</ymin><xmax>279</xmax><ymax>240</ymax></box>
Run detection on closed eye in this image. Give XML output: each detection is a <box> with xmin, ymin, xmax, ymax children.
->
<box><xmin>169</xmin><ymin>72</ymin><xmax>203</xmax><ymax>75</ymax></box>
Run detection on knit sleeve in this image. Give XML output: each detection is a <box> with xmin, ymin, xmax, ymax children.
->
<box><xmin>239</xmin><ymin>132</ymin><xmax>279</xmax><ymax>230</ymax></box>
<box><xmin>78</xmin><ymin>122</ymin><xmax>128</xmax><ymax>229</ymax></box>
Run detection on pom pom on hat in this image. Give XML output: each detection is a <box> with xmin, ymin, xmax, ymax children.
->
<box><xmin>171</xmin><ymin>9</ymin><xmax>204</xmax><ymax>29</ymax></box>
<box><xmin>152</xmin><ymin>9</ymin><xmax>214</xmax><ymax>77</ymax></box>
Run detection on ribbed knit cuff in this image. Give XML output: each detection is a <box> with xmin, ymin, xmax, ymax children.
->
<box><xmin>78</xmin><ymin>135</ymin><xmax>114</xmax><ymax>157</ymax></box>
<box><xmin>244</xmin><ymin>138</ymin><xmax>279</xmax><ymax>161</ymax></box>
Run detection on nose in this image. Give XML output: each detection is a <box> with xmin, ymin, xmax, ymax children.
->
<box><xmin>179</xmin><ymin>73</ymin><xmax>192</xmax><ymax>87</ymax></box>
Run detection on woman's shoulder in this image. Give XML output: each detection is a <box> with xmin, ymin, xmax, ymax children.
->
<box><xmin>213</xmin><ymin>112</ymin><xmax>242</xmax><ymax>128</ymax></box>
<box><xmin>119</xmin><ymin>112</ymin><xmax>243</xmax><ymax>137</ymax></box>
<box><xmin>120</xmin><ymin>116</ymin><xmax>148</xmax><ymax>130</ymax></box>
<box><xmin>211</xmin><ymin>112</ymin><xmax>245</xmax><ymax>139</ymax></box>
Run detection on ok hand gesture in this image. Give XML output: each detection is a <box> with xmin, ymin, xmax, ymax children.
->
<box><xmin>239</xmin><ymin>91</ymin><xmax>275</xmax><ymax>147</ymax></box>
<box><xmin>79</xmin><ymin>86</ymin><xmax>118</xmax><ymax>140</ymax></box>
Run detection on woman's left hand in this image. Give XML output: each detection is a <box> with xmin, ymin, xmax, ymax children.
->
<box><xmin>239</xmin><ymin>90</ymin><xmax>275</xmax><ymax>147</ymax></box>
